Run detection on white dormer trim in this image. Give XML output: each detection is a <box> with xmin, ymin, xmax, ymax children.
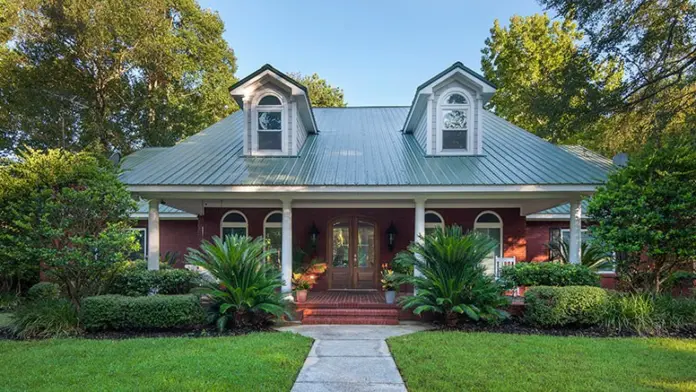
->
<box><xmin>436</xmin><ymin>88</ymin><xmax>474</xmax><ymax>155</ymax></box>
<box><xmin>251</xmin><ymin>90</ymin><xmax>288</xmax><ymax>156</ymax></box>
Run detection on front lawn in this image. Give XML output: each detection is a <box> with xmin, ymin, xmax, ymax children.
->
<box><xmin>389</xmin><ymin>331</ymin><xmax>696</xmax><ymax>392</ymax></box>
<box><xmin>0</xmin><ymin>332</ymin><xmax>311</xmax><ymax>392</ymax></box>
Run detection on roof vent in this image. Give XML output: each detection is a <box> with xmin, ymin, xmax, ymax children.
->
<box><xmin>108</xmin><ymin>150</ymin><xmax>122</xmax><ymax>165</ymax></box>
<box><xmin>612</xmin><ymin>153</ymin><xmax>628</xmax><ymax>167</ymax></box>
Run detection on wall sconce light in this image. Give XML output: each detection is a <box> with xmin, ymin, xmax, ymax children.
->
<box><xmin>386</xmin><ymin>221</ymin><xmax>398</xmax><ymax>252</ymax></box>
<box><xmin>309</xmin><ymin>222</ymin><xmax>320</xmax><ymax>244</ymax></box>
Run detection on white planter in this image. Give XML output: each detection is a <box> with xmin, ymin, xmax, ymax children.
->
<box><xmin>385</xmin><ymin>290</ymin><xmax>396</xmax><ymax>304</ymax></box>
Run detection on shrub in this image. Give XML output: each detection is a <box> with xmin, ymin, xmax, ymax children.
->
<box><xmin>603</xmin><ymin>293</ymin><xmax>696</xmax><ymax>335</ymax></box>
<box><xmin>0</xmin><ymin>292</ymin><xmax>22</xmax><ymax>311</ymax></box>
<box><xmin>524</xmin><ymin>286</ymin><xmax>610</xmax><ymax>327</ymax></box>
<box><xmin>395</xmin><ymin>226</ymin><xmax>510</xmax><ymax>326</ymax></box>
<box><xmin>11</xmin><ymin>299</ymin><xmax>80</xmax><ymax>338</ymax></box>
<box><xmin>0</xmin><ymin>149</ymin><xmax>138</xmax><ymax>310</ymax></box>
<box><xmin>27</xmin><ymin>282</ymin><xmax>60</xmax><ymax>301</ymax></box>
<box><xmin>81</xmin><ymin>294</ymin><xmax>205</xmax><ymax>331</ymax></box>
<box><xmin>109</xmin><ymin>266</ymin><xmax>200</xmax><ymax>296</ymax></box>
<box><xmin>185</xmin><ymin>236</ymin><xmax>289</xmax><ymax>331</ymax></box>
<box><xmin>500</xmin><ymin>262</ymin><xmax>599</xmax><ymax>288</ymax></box>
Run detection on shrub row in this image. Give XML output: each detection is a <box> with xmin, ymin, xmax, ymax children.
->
<box><xmin>109</xmin><ymin>267</ymin><xmax>200</xmax><ymax>297</ymax></box>
<box><xmin>81</xmin><ymin>294</ymin><xmax>206</xmax><ymax>331</ymax></box>
<box><xmin>500</xmin><ymin>262</ymin><xmax>599</xmax><ymax>287</ymax></box>
<box><xmin>524</xmin><ymin>286</ymin><xmax>696</xmax><ymax>335</ymax></box>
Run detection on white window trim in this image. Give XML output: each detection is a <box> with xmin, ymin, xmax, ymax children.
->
<box><xmin>474</xmin><ymin>210</ymin><xmax>503</xmax><ymax>258</ymax></box>
<box><xmin>263</xmin><ymin>210</ymin><xmax>283</xmax><ymax>262</ymax></box>
<box><xmin>220</xmin><ymin>210</ymin><xmax>249</xmax><ymax>237</ymax></box>
<box><xmin>131</xmin><ymin>227</ymin><xmax>147</xmax><ymax>259</ymax></box>
<box><xmin>425</xmin><ymin>210</ymin><xmax>445</xmax><ymax>232</ymax></box>
<box><xmin>251</xmin><ymin>91</ymin><xmax>287</xmax><ymax>156</ymax></box>
<box><xmin>436</xmin><ymin>88</ymin><xmax>474</xmax><ymax>155</ymax></box>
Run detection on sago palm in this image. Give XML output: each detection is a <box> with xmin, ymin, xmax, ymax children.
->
<box><xmin>547</xmin><ymin>239</ymin><xmax>613</xmax><ymax>271</ymax></box>
<box><xmin>185</xmin><ymin>235</ymin><xmax>289</xmax><ymax>331</ymax></box>
<box><xmin>395</xmin><ymin>226</ymin><xmax>510</xmax><ymax>326</ymax></box>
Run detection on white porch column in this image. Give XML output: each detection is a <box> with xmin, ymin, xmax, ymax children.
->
<box><xmin>281</xmin><ymin>199</ymin><xmax>293</xmax><ymax>293</ymax></box>
<box><xmin>413</xmin><ymin>198</ymin><xmax>426</xmax><ymax>294</ymax></box>
<box><xmin>147</xmin><ymin>199</ymin><xmax>160</xmax><ymax>271</ymax></box>
<box><xmin>569</xmin><ymin>199</ymin><xmax>582</xmax><ymax>264</ymax></box>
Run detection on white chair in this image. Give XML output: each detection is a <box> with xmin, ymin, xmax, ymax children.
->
<box><xmin>494</xmin><ymin>256</ymin><xmax>519</xmax><ymax>296</ymax></box>
<box><xmin>494</xmin><ymin>256</ymin><xmax>516</xmax><ymax>279</ymax></box>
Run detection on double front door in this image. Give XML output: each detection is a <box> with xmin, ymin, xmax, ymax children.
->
<box><xmin>328</xmin><ymin>216</ymin><xmax>378</xmax><ymax>289</ymax></box>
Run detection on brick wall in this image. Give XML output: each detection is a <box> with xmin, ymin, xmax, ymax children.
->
<box><xmin>135</xmin><ymin>219</ymin><xmax>199</xmax><ymax>266</ymax></box>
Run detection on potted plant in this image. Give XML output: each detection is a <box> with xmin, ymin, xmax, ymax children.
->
<box><xmin>294</xmin><ymin>278</ymin><xmax>311</xmax><ymax>303</ymax></box>
<box><xmin>381</xmin><ymin>269</ymin><xmax>399</xmax><ymax>304</ymax></box>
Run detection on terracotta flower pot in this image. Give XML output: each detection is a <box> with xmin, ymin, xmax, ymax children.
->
<box><xmin>295</xmin><ymin>289</ymin><xmax>308</xmax><ymax>303</ymax></box>
<box><xmin>385</xmin><ymin>290</ymin><xmax>396</xmax><ymax>304</ymax></box>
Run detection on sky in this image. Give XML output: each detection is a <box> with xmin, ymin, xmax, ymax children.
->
<box><xmin>198</xmin><ymin>0</ymin><xmax>545</xmax><ymax>106</ymax></box>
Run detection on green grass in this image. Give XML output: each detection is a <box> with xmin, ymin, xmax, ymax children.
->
<box><xmin>0</xmin><ymin>332</ymin><xmax>312</xmax><ymax>392</ymax></box>
<box><xmin>389</xmin><ymin>331</ymin><xmax>696</xmax><ymax>392</ymax></box>
<box><xmin>0</xmin><ymin>313</ymin><xmax>12</xmax><ymax>328</ymax></box>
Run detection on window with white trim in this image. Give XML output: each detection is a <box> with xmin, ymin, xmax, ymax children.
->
<box><xmin>439</xmin><ymin>91</ymin><xmax>471</xmax><ymax>152</ymax></box>
<box><xmin>130</xmin><ymin>228</ymin><xmax>147</xmax><ymax>260</ymax></box>
<box><xmin>474</xmin><ymin>211</ymin><xmax>503</xmax><ymax>276</ymax></box>
<box><xmin>255</xmin><ymin>94</ymin><xmax>284</xmax><ymax>151</ymax></box>
<box><xmin>559</xmin><ymin>228</ymin><xmax>614</xmax><ymax>271</ymax></box>
<box><xmin>264</xmin><ymin>211</ymin><xmax>282</xmax><ymax>268</ymax></box>
<box><xmin>425</xmin><ymin>211</ymin><xmax>445</xmax><ymax>236</ymax></box>
<box><xmin>221</xmin><ymin>211</ymin><xmax>248</xmax><ymax>238</ymax></box>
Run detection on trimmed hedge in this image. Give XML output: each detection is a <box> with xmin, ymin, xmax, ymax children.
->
<box><xmin>500</xmin><ymin>262</ymin><xmax>599</xmax><ymax>287</ymax></box>
<box><xmin>81</xmin><ymin>294</ymin><xmax>206</xmax><ymax>331</ymax></box>
<box><xmin>524</xmin><ymin>286</ymin><xmax>610</xmax><ymax>327</ymax></box>
<box><xmin>109</xmin><ymin>268</ymin><xmax>200</xmax><ymax>296</ymax></box>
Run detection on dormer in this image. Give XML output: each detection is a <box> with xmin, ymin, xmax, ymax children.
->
<box><xmin>402</xmin><ymin>62</ymin><xmax>496</xmax><ymax>156</ymax></box>
<box><xmin>230</xmin><ymin>64</ymin><xmax>317</xmax><ymax>156</ymax></box>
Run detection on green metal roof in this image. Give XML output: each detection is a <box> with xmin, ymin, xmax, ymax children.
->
<box><xmin>120</xmin><ymin>107</ymin><xmax>609</xmax><ymax>186</ymax></box>
<box><xmin>536</xmin><ymin>200</ymin><xmax>590</xmax><ymax>216</ymax></box>
<box><xmin>133</xmin><ymin>200</ymin><xmax>191</xmax><ymax>215</ymax></box>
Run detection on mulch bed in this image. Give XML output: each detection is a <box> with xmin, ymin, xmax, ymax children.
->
<box><xmin>434</xmin><ymin>319</ymin><xmax>696</xmax><ymax>339</ymax></box>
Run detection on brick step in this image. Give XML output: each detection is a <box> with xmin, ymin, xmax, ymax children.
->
<box><xmin>302</xmin><ymin>316</ymin><xmax>399</xmax><ymax>325</ymax></box>
<box><xmin>296</xmin><ymin>302</ymin><xmax>400</xmax><ymax>309</ymax></box>
<box><xmin>303</xmin><ymin>308</ymin><xmax>400</xmax><ymax>317</ymax></box>
<box><xmin>300</xmin><ymin>307</ymin><xmax>400</xmax><ymax>325</ymax></box>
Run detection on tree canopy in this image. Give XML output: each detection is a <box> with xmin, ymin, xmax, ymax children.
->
<box><xmin>0</xmin><ymin>0</ymin><xmax>238</xmax><ymax>156</ymax></box>
<box><xmin>481</xmin><ymin>13</ymin><xmax>622</xmax><ymax>147</ymax></box>
<box><xmin>587</xmin><ymin>140</ymin><xmax>696</xmax><ymax>293</ymax></box>
<box><xmin>289</xmin><ymin>72</ymin><xmax>346</xmax><ymax>107</ymax></box>
<box><xmin>0</xmin><ymin>148</ymin><xmax>137</xmax><ymax>306</ymax></box>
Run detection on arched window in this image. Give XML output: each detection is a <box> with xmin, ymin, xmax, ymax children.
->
<box><xmin>220</xmin><ymin>210</ymin><xmax>248</xmax><ymax>238</ymax></box>
<box><xmin>264</xmin><ymin>211</ymin><xmax>282</xmax><ymax>267</ymax></box>
<box><xmin>254</xmin><ymin>93</ymin><xmax>284</xmax><ymax>152</ymax></box>
<box><xmin>474</xmin><ymin>211</ymin><xmax>503</xmax><ymax>275</ymax></box>
<box><xmin>438</xmin><ymin>90</ymin><xmax>471</xmax><ymax>152</ymax></box>
<box><xmin>424</xmin><ymin>211</ymin><xmax>445</xmax><ymax>236</ymax></box>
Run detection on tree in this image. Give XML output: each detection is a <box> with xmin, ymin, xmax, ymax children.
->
<box><xmin>0</xmin><ymin>0</ymin><xmax>237</xmax><ymax>156</ymax></box>
<box><xmin>481</xmin><ymin>14</ymin><xmax>622</xmax><ymax>145</ymax></box>
<box><xmin>289</xmin><ymin>72</ymin><xmax>346</xmax><ymax>107</ymax></box>
<box><xmin>587</xmin><ymin>140</ymin><xmax>696</xmax><ymax>293</ymax></box>
<box><xmin>0</xmin><ymin>149</ymin><xmax>138</xmax><ymax>308</ymax></box>
<box><xmin>539</xmin><ymin>0</ymin><xmax>696</xmax><ymax>154</ymax></box>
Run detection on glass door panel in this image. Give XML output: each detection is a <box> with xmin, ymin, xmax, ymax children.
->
<box><xmin>330</xmin><ymin>219</ymin><xmax>351</xmax><ymax>289</ymax></box>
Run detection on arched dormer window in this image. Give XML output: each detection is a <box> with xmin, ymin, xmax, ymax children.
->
<box><xmin>474</xmin><ymin>211</ymin><xmax>503</xmax><ymax>275</ymax></box>
<box><xmin>221</xmin><ymin>210</ymin><xmax>248</xmax><ymax>238</ymax></box>
<box><xmin>253</xmin><ymin>93</ymin><xmax>285</xmax><ymax>153</ymax></box>
<box><xmin>437</xmin><ymin>90</ymin><xmax>472</xmax><ymax>153</ymax></box>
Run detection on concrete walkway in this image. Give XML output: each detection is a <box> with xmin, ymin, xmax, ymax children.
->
<box><xmin>277</xmin><ymin>324</ymin><xmax>429</xmax><ymax>392</ymax></box>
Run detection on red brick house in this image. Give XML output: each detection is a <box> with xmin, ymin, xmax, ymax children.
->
<box><xmin>121</xmin><ymin>63</ymin><xmax>611</xmax><ymax>297</ymax></box>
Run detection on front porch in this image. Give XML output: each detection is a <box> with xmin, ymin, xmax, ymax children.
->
<box><xmin>139</xmin><ymin>194</ymin><xmax>587</xmax><ymax>295</ymax></box>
